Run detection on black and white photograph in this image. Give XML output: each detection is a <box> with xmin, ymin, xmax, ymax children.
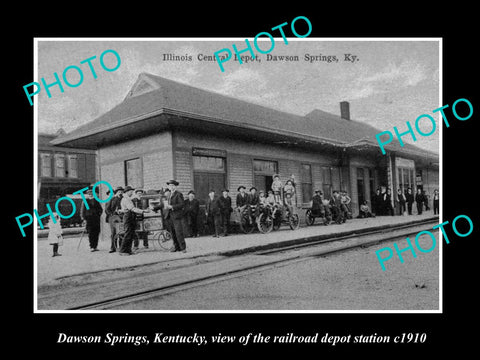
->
<box><xmin>34</xmin><ymin>39</ymin><xmax>441</xmax><ymax>311</ymax></box>
<box><xmin>8</xmin><ymin>9</ymin><xmax>478</xmax><ymax>355</ymax></box>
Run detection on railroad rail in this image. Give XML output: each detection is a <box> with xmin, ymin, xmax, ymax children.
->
<box><xmin>37</xmin><ymin>217</ymin><xmax>439</xmax><ymax>310</ymax></box>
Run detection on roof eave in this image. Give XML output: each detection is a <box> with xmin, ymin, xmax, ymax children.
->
<box><xmin>50</xmin><ymin>108</ymin><xmax>167</xmax><ymax>147</ymax></box>
<box><xmin>50</xmin><ymin>107</ymin><xmax>349</xmax><ymax>150</ymax></box>
<box><xmin>345</xmin><ymin>140</ymin><xmax>439</xmax><ymax>163</ymax></box>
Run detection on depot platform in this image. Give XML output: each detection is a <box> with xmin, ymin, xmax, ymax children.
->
<box><xmin>36</xmin><ymin>213</ymin><xmax>439</xmax><ymax>288</ymax></box>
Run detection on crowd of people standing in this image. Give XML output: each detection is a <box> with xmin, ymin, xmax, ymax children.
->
<box><xmin>100</xmin><ymin>174</ymin><xmax>300</xmax><ymax>255</ymax></box>
<box><xmin>47</xmin><ymin>175</ymin><xmax>439</xmax><ymax>258</ymax></box>
<box><xmin>370</xmin><ymin>186</ymin><xmax>439</xmax><ymax>217</ymax></box>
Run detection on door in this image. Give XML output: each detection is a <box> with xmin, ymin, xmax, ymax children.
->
<box><xmin>254</xmin><ymin>175</ymin><xmax>273</xmax><ymax>194</ymax></box>
<box><xmin>357</xmin><ymin>168</ymin><xmax>365</xmax><ymax>209</ymax></box>
<box><xmin>194</xmin><ymin>172</ymin><xmax>226</xmax><ymax>205</ymax></box>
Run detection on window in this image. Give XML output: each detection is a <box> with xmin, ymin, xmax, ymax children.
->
<box><xmin>125</xmin><ymin>158</ymin><xmax>142</xmax><ymax>188</ymax></box>
<box><xmin>54</xmin><ymin>153</ymin><xmax>65</xmax><ymax>177</ymax></box>
<box><xmin>301</xmin><ymin>164</ymin><xmax>312</xmax><ymax>203</ymax></box>
<box><xmin>331</xmin><ymin>167</ymin><xmax>341</xmax><ymax>191</ymax></box>
<box><xmin>368</xmin><ymin>168</ymin><xmax>375</xmax><ymax>201</ymax></box>
<box><xmin>357</xmin><ymin>168</ymin><xmax>365</xmax><ymax>207</ymax></box>
<box><xmin>193</xmin><ymin>156</ymin><xmax>225</xmax><ymax>172</ymax></box>
<box><xmin>321</xmin><ymin>166</ymin><xmax>332</xmax><ymax>199</ymax></box>
<box><xmin>396</xmin><ymin>157</ymin><xmax>416</xmax><ymax>193</ymax></box>
<box><xmin>398</xmin><ymin>167</ymin><xmax>415</xmax><ymax>193</ymax></box>
<box><xmin>253</xmin><ymin>160</ymin><xmax>277</xmax><ymax>174</ymax></box>
<box><xmin>321</xmin><ymin>166</ymin><xmax>341</xmax><ymax>199</ymax></box>
<box><xmin>193</xmin><ymin>155</ymin><xmax>226</xmax><ymax>204</ymax></box>
<box><xmin>67</xmin><ymin>155</ymin><xmax>78</xmax><ymax>178</ymax></box>
<box><xmin>40</xmin><ymin>153</ymin><xmax>52</xmax><ymax>177</ymax></box>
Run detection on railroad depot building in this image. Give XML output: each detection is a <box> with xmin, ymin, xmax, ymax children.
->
<box><xmin>52</xmin><ymin>73</ymin><xmax>439</xmax><ymax>219</ymax></box>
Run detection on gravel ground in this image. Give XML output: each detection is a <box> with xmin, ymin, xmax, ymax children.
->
<box><xmin>119</xmin><ymin>233</ymin><xmax>440</xmax><ymax>311</ymax></box>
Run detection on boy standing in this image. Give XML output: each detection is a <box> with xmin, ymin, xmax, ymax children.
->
<box><xmin>271</xmin><ymin>174</ymin><xmax>283</xmax><ymax>205</ymax></box>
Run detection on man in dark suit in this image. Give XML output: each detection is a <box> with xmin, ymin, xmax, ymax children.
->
<box><xmin>372</xmin><ymin>188</ymin><xmax>381</xmax><ymax>216</ymax></box>
<box><xmin>184</xmin><ymin>190</ymin><xmax>200</xmax><ymax>237</ymax></box>
<box><xmin>164</xmin><ymin>180</ymin><xmax>187</xmax><ymax>252</ymax></box>
<box><xmin>385</xmin><ymin>188</ymin><xmax>394</xmax><ymax>216</ymax></box>
<box><xmin>415</xmin><ymin>188</ymin><xmax>424</xmax><ymax>215</ymax></box>
<box><xmin>248</xmin><ymin>187</ymin><xmax>260</xmax><ymax>206</ymax></box>
<box><xmin>405</xmin><ymin>187</ymin><xmax>414</xmax><ymax>215</ymax></box>
<box><xmin>80</xmin><ymin>187</ymin><xmax>104</xmax><ymax>252</ymax></box>
<box><xmin>236</xmin><ymin>185</ymin><xmax>249</xmax><ymax>207</ymax></box>
<box><xmin>206</xmin><ymin>190</ymin><xmax>222</xmax><ymax>237</ymax></box>
<box><xmin>396</xmin><ymin>188</ymin><xmax>406</xmax><ymax>216</ymax></box>
<box><xmin>236</xmin><ymin>185</ymin><xmax>251</xmax><ymax>224</ymax></box>
<box><xmin>218</xmin><ymin>189</ymin><xmax>233</xmax><ymax>236</ymax></box>
<box><xmin>105</xmin><ymin>186</ymin><xmax>123</xmax><ymax>253</ymax></box>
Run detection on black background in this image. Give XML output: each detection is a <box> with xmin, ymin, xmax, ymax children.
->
<box><xmin>8</xmin><ymin>6</ymin><xmax>478</xmax><ymax>356</ymax></box>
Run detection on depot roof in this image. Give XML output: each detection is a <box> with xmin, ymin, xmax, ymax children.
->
<box><xmin>51</xmin><ymin>72</ymin><xmax>438</xmax><ymax>163</ymax></box>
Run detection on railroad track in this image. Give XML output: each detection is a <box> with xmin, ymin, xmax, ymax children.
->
<box><xmin>254</xmin><ymin>217</ymin><xmax>438</xmax><ymax>255</ymax></box>
<box><xmin>38</xmin><ymin>217</ymin><xmax>439</xmax><ymax>311</ymax></box>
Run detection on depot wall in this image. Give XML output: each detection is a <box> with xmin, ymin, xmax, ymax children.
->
<box><xmin>419</xmin><ymin>167</ymin><xmax>439</xmax><ymax>196</ymax></box>
<box><xmin>97</xmin><ymin>131</ymin><xmax>174</xmax><ymax>239</ymax></box>
<box><xmin>98</xmin><ymin>131</ymin><xmax>174</xmax><ymax>190</ymax></box>
<box><xmin>173</xmin><ymin>131</ymin><xmax>344</xmax><ymax>209</ymax></box>
<box><xmin>94</xmin><ymin>127</ymin><xmax>438</xmax><ymax>229</ymax></box>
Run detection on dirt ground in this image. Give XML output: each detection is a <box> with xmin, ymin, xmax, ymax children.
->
<box><xmin>113</xmin><ymin>233</ymin><xmax>440</xmax><ymax>311</ymax></box>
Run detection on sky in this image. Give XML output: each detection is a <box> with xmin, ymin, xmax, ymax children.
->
<box><xmin>36</xmin><ymin>39</ymin><xmax>440</xmax><ymax>153</ymax></box>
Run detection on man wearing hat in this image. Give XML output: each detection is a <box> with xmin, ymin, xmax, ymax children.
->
<box><xmin>312</xmin><ymin>189</ymin><xmax>331</xmax><ymax>225</ymax></box>
<box><xmin>119</xmin><ymin>185</ymin><xmax>149</xmax><ymax>255</ymax></box>
<box><xmin>236</xmin><ymin>186</ymin><xmax>249</xmax><ymax>207</ymax></box>
<box><xmin>132</xmin><ymin>188</ymin><xmax>149</xmax><ymax>250</ymax></box>
<box><xmin>163</xmin><ymin>180</ymin><xmax>187</xmax><ymax>252</ymax></box>
<box><xmin>236</xmin><ymin>185</ymin><xmax>251</xmax><ymax>224</ymax></box>
<box><xmin>248</xmin><ymin>187</ymin><xmax>260</xmax><ymax>206</ymax></box>
<box><xmin>206</xmin><ymin>190</ymin><xmax>222</xmax><ymax>237</ymax></box>
<box><xmin>330</xmin><ymin>190</ymin><xmax>344</xmax><ymax>224</ymax></box>
<box><xmin>184</xmin><ymin>190</ymin><xmax>200</xmax><ymax>237</ymax></box>
<box><xmin>80</xmin><ymin>186</ymin><xmax>104</xmax><ymax>252</ymax></box>
<box><xmin>105</xmin><ymin>186</ymin><xmax>124</xmax><ymax>253</ymax></box>
<box><xmin>218</xmin><ymin>189</ymin><xmax>232</xmax><ymax>236</ymax></box>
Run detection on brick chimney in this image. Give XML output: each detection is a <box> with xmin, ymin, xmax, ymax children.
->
<box><xmin>340</xmin><ymin>101</ymin><xmax>350</xmax><ymax>120</ymax></box>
